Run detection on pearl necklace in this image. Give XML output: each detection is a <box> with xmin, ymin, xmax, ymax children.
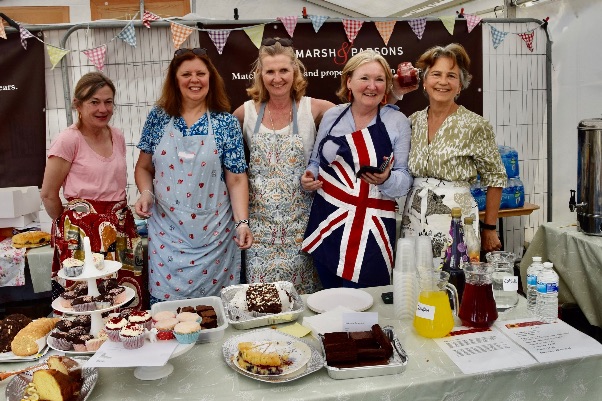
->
<box><xmin>266</xmin><ymin>104</ymin><xmax>292</xmax><ymax>164</ymax></box>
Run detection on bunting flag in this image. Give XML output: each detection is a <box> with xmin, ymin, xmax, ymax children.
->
<box><xmin>117</xmin><ymin>23</ymin><xmax>136</xmax><ymax>47</ymax></box>
<box><xmin>82</xmin><ymin>44</ymin><xmax>107</xmax><ymax>71</ymax></box>
<box><xmin>170</xmin><ymin>22</ymin><xmax>194</xmax><ymax>49</ymax></box>
<box><xmin>342</xmin><ymin>19</ymin><xmax>363</xmax><ymax>44</ymax></box>
<box><xmin>518</xmin><ymin>31</ymin><xmax>535</xmax><ymax>52</ymax></box>
<box><xmin>244</xmin><ymin>24</ymin><xmax>265</xmax><ymax>49</ymax></box>
<box><xmin>490</xmin><ymin>25</ymin><xmax>508</xmax><ymax>49</ymax></box>
<box><xmin>309</xmin><ymin>15</ymin><xmax>328</xmax><ymax>33</ymax></box>
<box><xmin>0</xmin><ymin>22</ymin><xmax>6</xmax><ymax>40</ymax></box>
<box><xmin>142</xmin><ymin>10</ymin><xmax>160</xmax><ymax>28</ymax></box>
<box><xmin>208</xmin><ymin>29</ymin><xmax>231</xmax><ymax>54</ymax></box>
<box><xmin>465</xmin><ymin>13</ymin><xmax>482</xmax><ymax>33</ymax></box>
<box><xmin>374</xmin><ymin>21</ymin><xmax>396</xmax><ymax>45</ymax></box>
<box><xmin>439</xmin><ymin>16</ymin><xmax>456</xmax><ymax>35</ymax></box>
<box><xmin>19</xmin><ymin>24</ymin><xmax>35</xmax><ymax>50</ymax></box>
<box><xmin>407</xmin><ymin>18</ymin><xmax>427</xmax><ymax>40</ymax></box>
<box><xmin>46</xmin><ymin>44</ymin><xmax>70</xmax><ymax>69</ymax></box>
<box><xmin>277</xmin><ymin>16</ymin><xmax>298</xmax><ymax>38</ymax></box>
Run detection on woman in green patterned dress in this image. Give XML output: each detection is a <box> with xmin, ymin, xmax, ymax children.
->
<box><xmin>400</xmin><ymin>43</ymin><xmax>507</xmax><ymax>262</ymax></box>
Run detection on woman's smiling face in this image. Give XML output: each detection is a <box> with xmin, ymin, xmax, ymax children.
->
<box><xmin>423</xmin><ymin>56</ymin><xmax>461</xmax><ymax>105</ymax></box>
<box><xmin>176</xmin><ymin>58</ymin><xmax>210</xmax><ymax>104</ymax></box>
<box><xmin>346</xmin><ymin>61</ymin><xmax>387</xmax><ymax>109</ymax></box>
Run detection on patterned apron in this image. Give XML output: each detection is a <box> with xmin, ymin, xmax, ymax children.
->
<box><xmin>246</xmin><ymin>102</ymin><xmax>319</xmax><ymax>295</ymax></box>
<box><xmin>401</xmin><ymin>177</ymin><xmax>480</xmax><ymax>263</ymax></box>
<box><xmin>302</xmin><ymin>105</ymin><xmax>396</xmax><ymax>286</ymax></box>
<box><xmin>148</xmin><ymin>114</ymin><xmax>240</xmax><ymax>301</ymax></box>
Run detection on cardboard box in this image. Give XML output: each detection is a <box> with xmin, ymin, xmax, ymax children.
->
<box><xmin>0</xmin><ymin>212</ymin><xmax>38</xmax><ymax>228</ymax></box>
<box><xmin>39</xmin><ymin>209</ymin><xmax>54</xmax><ymax>233</ymax></box>
<box><xmin>0</xmin><ymin>187</ymin><xmax>41</xmax><ymax>218</ymax></box>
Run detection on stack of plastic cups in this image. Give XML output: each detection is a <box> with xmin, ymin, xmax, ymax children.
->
<box><xmin>393</xmin><ymin>237</ymin><xmax>418</xmax><ymax>321</ymax></box>
<box><xmin>415</xmin><ymin>236</ymin><xmax>435</xmax><ymax>289</ymax></box>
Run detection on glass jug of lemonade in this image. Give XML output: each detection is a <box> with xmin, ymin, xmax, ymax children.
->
<box><xmin>413</xmin><ymin>270</ymin><xmax>458</xmax><ymax>338</ymax></box>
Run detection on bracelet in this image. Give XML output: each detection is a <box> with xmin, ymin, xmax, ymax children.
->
<box><xmin>480</xmin><ymin>221</ymin><xmax>497</xmax><ymax>231</ymax></box>
<box><xmin>235</xmin><ymin>219</ymin><xmax>249</xmax><ymax>229</ymax></box>
<box><xmin>141</xmin><ymin>189</ymin><xmax>155</xmax><ymax>199</ymax></box>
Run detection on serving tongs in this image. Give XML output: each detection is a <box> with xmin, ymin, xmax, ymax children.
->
<box><xmin>383</xmin><ymin>325</ymin><xmax>409</xmax><ymax>364</ymax></box>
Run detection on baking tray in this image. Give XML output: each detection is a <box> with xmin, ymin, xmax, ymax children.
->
<box><xmin>150</xmin><ymin>296</ymin><xmax>228</xmax><ymax>343</ymax></box>
<box><xmin>220</xmin><ymin>281</ymin><xmax>305</xmax><ymax>330</ymax></box>
<box><xmin>318</xmin><ymin>326</ymin><xmax>408</xmax><ymax>380</ymax></box>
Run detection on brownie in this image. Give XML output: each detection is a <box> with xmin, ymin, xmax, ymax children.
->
<box><xmin>325</xmin><ymin>343</ymin><xmax>357</xmax><ymax>363</ymax></box>
<box><xmin>200</xmin><ymin>309</ymin><xmax>216</xmax><ymax>319</ymax></box>
<box><xmin>177</xmin><ymin>306</ymin><xmax>195</xmax><ymax>314</ymax></box>
<box><xmin>322</xmin><ymin>332</ymin><xmax>349</xmax><ymax>345</ymax></box>
<box><xmin>371</xmin><ymin>324</ymin><xmax>393</xmax><ymax>359</ymax></box>
<box><xmin>349</xmin><ymin>331</ymin><xmax>379</xmax><ymax>348</ymax></box>
<box><xmin>357</xmin><ymin>348</ymin><xmax>388</xmax><ymax>360</ymax></box>
<box><xmin>201</xmin><ymin>316</ymin><xmax>218</xmax><ymax>329</ymax></box>
<box><xmin>246</xmin><ymin>284</ymin><xmax>282</xmax><ymax>314</ymax></box>
<box><xmin>195</xmin><ymin>305</ymin><xmax>213</xmax><ymax>313</ymax></box>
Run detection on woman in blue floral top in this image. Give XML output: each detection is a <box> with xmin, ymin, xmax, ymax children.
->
<box><xmin>134</xmin><ymin>48</ymin><xmax>253</xmax><ymax>304</ymax></box>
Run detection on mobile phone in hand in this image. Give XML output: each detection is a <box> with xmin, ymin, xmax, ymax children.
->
<box><xmin>356</xmin><ymin>152</ymin><xmax>394</xmax><ymax>178</ymax></box>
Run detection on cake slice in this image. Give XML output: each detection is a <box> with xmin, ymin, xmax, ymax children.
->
<box><xmin>245</xmin><ymin>284</ymin><xmax>283</xmax><ymax>314</ymax></box>
<box><xmin>32</xmin><ymin>369</ymin><xmax>79</xmax><ymax>401</ymax></box>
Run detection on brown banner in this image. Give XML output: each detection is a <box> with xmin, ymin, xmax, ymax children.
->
<box><xmin>0</xmin><ymin>31</ymin><xmax>46</xmax><ymax>187</ymax></box>
<box><xmin>200</xmin><ymin>20</ymin><xmax>483</xmax><ymax>117</ymax></box>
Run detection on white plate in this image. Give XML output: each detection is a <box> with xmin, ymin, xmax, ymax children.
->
<box><xmin>306</xmin><ymin>288</ymin><xmax>374</xmax><ymax>313</ymax></box>
<box><xmin>0</xmin><ymin>345</ymin><xmax>50</xmax><ymax>363</ymax></box>
<box><xmin>222</xmin><ymin>328</ymin><xmax>324</xmax><ymax>383</ymax></box>
<box><xmin>52</xmin><ymin>286</ymin><xmax>135</xmax><ymax>314</ymax></box>
<box><xmin>233</xmin><ymin>340</ymin><xmax>312</xmax><ymax>377</ymax></box>
<box><xmin>57</xmin><ymin>260</ymin><xmax>122</xmax><ymax>281</ymax></box>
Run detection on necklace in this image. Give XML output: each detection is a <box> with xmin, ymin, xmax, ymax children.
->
<box><xmin>266</xmin><ymin>104</ymin><xmax>293</xmax><ymax>165</ymax></box>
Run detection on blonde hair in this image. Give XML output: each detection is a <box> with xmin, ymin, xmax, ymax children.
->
<box><xmin>246</xmin><ymin>39</ymin><xmax>307</xmax><ymax>103</ymax></box>
<box><xmin>335</xmin><ymin>50</ymin><xmax>393</xmax><ymax>103</ymax></box>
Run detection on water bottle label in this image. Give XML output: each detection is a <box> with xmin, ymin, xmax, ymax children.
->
<box><xmin>537</xmin><ymin>282</ymin><xmax>559</xmax><ymax>293</ymax></box>
<box><xmin>503</xmin><ymin>276</ymin><xmax>519</xmax><ymax>291</ymax></box>
<box><xmin>526</xmin><ymin>274</ymin><xmax>537</xmax><ymax>286</ymax></box>
<box><xmin>415</xmin><ymin>302</ymin><xmax>435</xmax><ymax>320</ymax></box>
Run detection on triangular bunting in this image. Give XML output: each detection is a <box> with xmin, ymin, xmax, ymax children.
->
<box><xmin>490</xmin><ymin>25</ymin><xmax>508</xmax><ymax>49</ymax></box>
<box><xmin>117</xmin><ymin>23</ymin><xmax>136</xmax><ymax>47</ymax></box>
<box><xmin>82</xmin><ymin>44</ymin><xmax>107</xmax><ymax>71</ymax></box>
<box><xmin>518</xmin><ymin>31</ymin><xmax>535</xmax><ymax>52</ymax></box>
<box><xmin>342</xmin><ymin>19</ymin><xmax>364</xmax><ymax>44</ymax></box>
<box><xmin>309</xmin><ymin>15</ymin><xmax>328</xmax><ymax>33</ymax></box>
<box><xmin>465</xmin><ymin>13</ymin><xmax>482</xmax><ymax>33</ymax></box>
<box><xmin>19</xmin><ymin>24</ymin><xmax>35</xmax><ymax>50</ymax></box>
<box><xmin>407</xmin><ymin>18</ymin><xmax>426</xmax><ymax>40</ymax></box>
<box><xmin>142</xmin><ymin>10</ymin><xmax>160</xmax><ymax>29</ymax></box>
<box><xmin>47</xmin><ymin>45</ymin><xmax>70</xmax><ymax>69</ymax></box>
<box><xmin>374</xmin><ymin>21</ymin><xmax>396</xmax><ymax>45</ymax></box>
<box><xmin>0</xmin><ymin>22</ymin><xmax>6</xmax><ymax>40</ymax></box>
<box><xmin>439</xmin><ymin>16</ymin><xmax>456</xmax><ymax>35</ymax></box>
<box><xmin>244</xmin><ymin>24</ymin><xmax>265</xmax><ymax>49</ymax></box>
<box><xmin>208</xmin><ymin>29</ymin><xmax>231</xmax><ymax>55</ymax></box>
<box><xmin>170</xmin><ymin>22</ymin><xmax>194</xmax><ymax>49</ymax></box>
<box><xmin>277</xmin><ymin>16</ymin><xmax>298</xmax><ymax>38</ymax></box>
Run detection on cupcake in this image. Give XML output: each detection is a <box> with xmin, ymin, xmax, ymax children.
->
<box><xmin>108</xmin><ymin>287</ymin><xmax>128</xmax><ymax>305</ymax></box>
<box><xmin>98</xmin><ymin>278</ymin><xmax>119</xmax><ymax>295</ymax></box>
<box><xmin>92</xmin><ymin>253</ymin><xmax>105</xmax><ymax>270</ymax></box>
<box><xmin>71</xmin><ymin>334</ymin><xmax>93</xmax><ymax>352</ymax></box>
<box><xmin>73</xmin><ymin>315</ymin><xmax>91</xmax><ymax>327</ymax></box>
<box><xmin>62</xmin><ymin>258</ymin><xmax>84</xmax><ymax>277</ymax></box>
<box><xmin>173</xmin><ymin>321</ymin><xmax>201</xmax><ymax>344</ymax></box>
<box><xmin>94</xmin><ymin>294</ymin><xmax>113</xmax><ymax>310</ymax></box>
<box><xmin>85</xmin><ymin>335</ymin><xmax>106</xmax><ymax>351</ymax></box>
<box><xmin>128</xmin><ymin>310</ymin><xmax>152</xmax><ymax>330</ymax></box>
<box><xmin>153</xmin><ymin>310</ymin><xmax>176</xmax><ymax>323</ymax></box>
<box><xmin>105</xmin><ymin>316</ymin><xmax>127</xmax><ymax>342</ymax></box>
<box><xmin>49</xmin><ymin>331</ymin><xmax>72</xmax><ymax>351</ymax></box>
<box><xmin>68</xmin><ymin>326</ymin><xmax>89</xmax><ymax>336</ymax></box>
<box><xmin>119</xmin><ymin>323</ymin><xmax>145</xmax><ymax>349</ymax></box>
<box><xmin>60</xmin><ymin>291</ymin><xmax>78</xmax><ymax>308</ymax></box>
<box><xmin>55</xmin><ymin>319</ymin><xmax>74</xmax><ymax>332</ymax></box>
<box><xmin>71</xmin><ymin>296</ymin><xmax>96</xmax><ymax>312</ymax></box>
<box><xmin>154</xmin><ymin>317</ymin><xmax>178</xmax><ymax>341</ymax></box>
<box><xmin>176</xmin><ymin>311</ymin><xmax>201</xmax><ymax>323</ymax></box>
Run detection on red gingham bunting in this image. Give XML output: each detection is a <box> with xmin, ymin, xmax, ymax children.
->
<box><xmin>342</xmin><ymin>19</ymin><xmax>364</xmax><ymax>44</ymax></box>
<box><xmin>407</xmin><ymin>18</ymin><xmax>427</xmax><ymax>40</ymax></box>
<box><xmin>142</xmin><ymin>10</ymin><xmax>160</xmax><ymax>28</ymax></box>
<box><xmin>374</xmin><ymin>21</ymin><xmax>396</xmax><ymax>45</ymax></box>
<box><xmin>465</xmin><ymin>14</ymin><xmax>482</xmax><ymax>33</ymax></box>
<box><xmin>19</xmin><ymin>24</ymin><xmax>35</xmax><ymax>50</ymax></box>
<box><xmin>170</xmin><ymin>23</ymin><xmax>194</xmax><ymax>49</ymax></box>
<box><xmin>518</xmin><ymin>31</ymin><xmax>535</xmax><ymax>52</ymax></box>
<box><xmin>0</xmin><ymin>22</ymin><xmax>6</xmax><ymax>40</ymax></box>
<box><xmin>208</xmin><ymin>29</ymin><xmax>231</xmax><ymax>55</ymax></box>
<box><xmin>82</xmin><ymin>44</ymin><xmax>107</xmax><ymax>71</ymax></box>
<box><xmin>277</xmin><ymin>16</ymin><xmax>298</xmax><ymax>38</ymax></box>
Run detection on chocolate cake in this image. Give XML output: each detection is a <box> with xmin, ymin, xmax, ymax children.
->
<box><xmin>322</xmin><ymin>324</ymin><xmax>394</xmax><ymax>368</ymax></box>
<box><xmin>246</xmin><ymin>284</ymin><xmax>283</xmax><ymax>314</ymax></box>
<box><xmin>0</xmin><ymin>314</ymin><xmax>32</xmax><ymax>353</ymax></box>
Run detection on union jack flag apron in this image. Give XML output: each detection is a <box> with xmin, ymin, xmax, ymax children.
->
<box><xmin>302</xmin><ymin>105</ymin><xmax>396</xmax><ymax>286</ymax></box>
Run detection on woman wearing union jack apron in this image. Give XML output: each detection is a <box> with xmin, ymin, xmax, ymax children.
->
<box><xmin>301</xmin><ymin>50</ymin><xmax>413</xmax><ymax>289</ymax></box>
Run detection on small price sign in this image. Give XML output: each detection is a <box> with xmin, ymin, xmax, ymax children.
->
<box><xmin>416</xmin><ymin>302</ymin><xmax>435</xmax><ymax>320</ymax></box>
<box><xmin>503</xmin><ymin>276</ymin><xmax>519</xmax><ymax>291</ymax></box>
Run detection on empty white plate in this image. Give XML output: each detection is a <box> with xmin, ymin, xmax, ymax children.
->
<box><xmin>306</xmin><ymin>288</ymin><xmax>373</xmax><ymax>313</ymax></box>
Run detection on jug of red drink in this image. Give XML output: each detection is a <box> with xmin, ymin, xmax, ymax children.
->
<box><xmin>397</xmin><ymin>62</ymin><xmax>419</xmax><ymax>88</ymax></box>
<box><xmin>458</xmin><ymin>262</ymin><xmax>498</xmax><ymax>327</ymax></box>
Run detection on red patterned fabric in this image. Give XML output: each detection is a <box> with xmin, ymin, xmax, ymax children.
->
<box><xmin>465</xmin><ymin>14</ymin><xmax>482</xmax><ymax>33</ymax></box>
<box><xmin>277</xmin><ymin>16</ymin><xmax>298</xmax><ymax>38</ymax></box>
<box><xmin>342</xmin><ymin>19</ymin><xmax>364</xmax><ymax>44</ymax></box>
<box><xmin>170</xmin><ymin>23</ymin><xmax>194</xmax><ymax>49</ymax></box>
<box><xmin>518</xmin><ymin>31</ymin><xmax>535</xmax><ymax>52</ymax></box>
<box><xmin>82</xmin><ymin>45</ymin><xmax>107</xmax><ymax>71</ymax></box>
<box><xmin>142</xmin><ymin>10</ymin><xmax>160</xmax><ymax>29</ymax></box>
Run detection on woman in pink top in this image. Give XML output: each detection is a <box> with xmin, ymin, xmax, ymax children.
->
<box><xmin>41</xmin><ymin>72</ymin><xmax>147</xmax><ymax>310</ymax></box>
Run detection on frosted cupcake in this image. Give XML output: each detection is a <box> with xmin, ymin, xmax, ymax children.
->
<box><xmin>85</xmin><ymin>331</ymin><xmax>107</xmax><ymax>351</ymax></box>
<box><xmin>71</xmin><ymin>296</ymin><xmax>96</xmax><ymax>312</ymax></box>
<box><xmin>173</xmin><ymin>321</ymin><xmax>201</xmax><ymax>344</ymax></box>
<box><xmin>152</xmin><ymin>310</ymin><xmax>176</xmax><ymax>323</ymax></box>
<box><xmin>59</xmin><ymin>291</ymin><xmax>78</xmax><ymax>308</ymax></box>
<box><xmin>71</xmin><ymin>334</ymin><xmax>93</xmax><ymax>352</ymax></box>
<box><xmin>62</xmin><ymin>258</ymin><xmax>84</xmax><ymax>277</ymax></box>
<box><xmin>128</xmin><ymin>310</ymin><xmax>152</xmax><ymax>330</ymax></box>
<box><xmin>154</xmin><ymin>318</ymin><xmax>178</xmax><ymax>341</ymax></box>
<box><xmin>119</xmin><ymin>323</ymin><xmax>145</xmax><ymax>349</ymax></box>
<box><xmin>49</xmin><ymin>331</ymin><xmax>72</xmax><ymax>351</ymax></box>
<box><xmin>105</xmin><ymin>316</ymin><xmax>127</xmax><ymax>342</ymax></box>
<box><xmin>92</xmin><ymin>253</ymin><xmax>105</xmax><ymax>270</ymax></box>
<box><xmin>176</xmin><ymin>311</ymin><xmax>201</xmax><ymax>323</ymax></box>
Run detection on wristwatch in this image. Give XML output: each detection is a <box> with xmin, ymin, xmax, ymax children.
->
<box><xmin>480</xmin><ymin>221</ymin><xmax>497</xmax><ymax>231</ymax></box>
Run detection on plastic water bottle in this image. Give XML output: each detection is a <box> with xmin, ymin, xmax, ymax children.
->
<box><xmin>526</xmin><ymin>256</ymin><xmax>544</xmax><ymax>313</ymax></box>
<box><xmin>536</xmin><ymin>262</ymin><xmax>559</xmax><ymax>323</ymax></box>
<box><xmin>393</xmin><ymin>238</ymin><xmax>418</xmax><ymax>321</ymax></box>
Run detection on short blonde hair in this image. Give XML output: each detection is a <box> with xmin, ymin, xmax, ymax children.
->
<box><xmin>246</xmin><ymin>39</ymin><xmax>307</xmax><ymax>103</ymax></box>
<box><xmin>336</xmin><ymin>50</ymin><xmax>393</xmax><ymax>102</ymax></box>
